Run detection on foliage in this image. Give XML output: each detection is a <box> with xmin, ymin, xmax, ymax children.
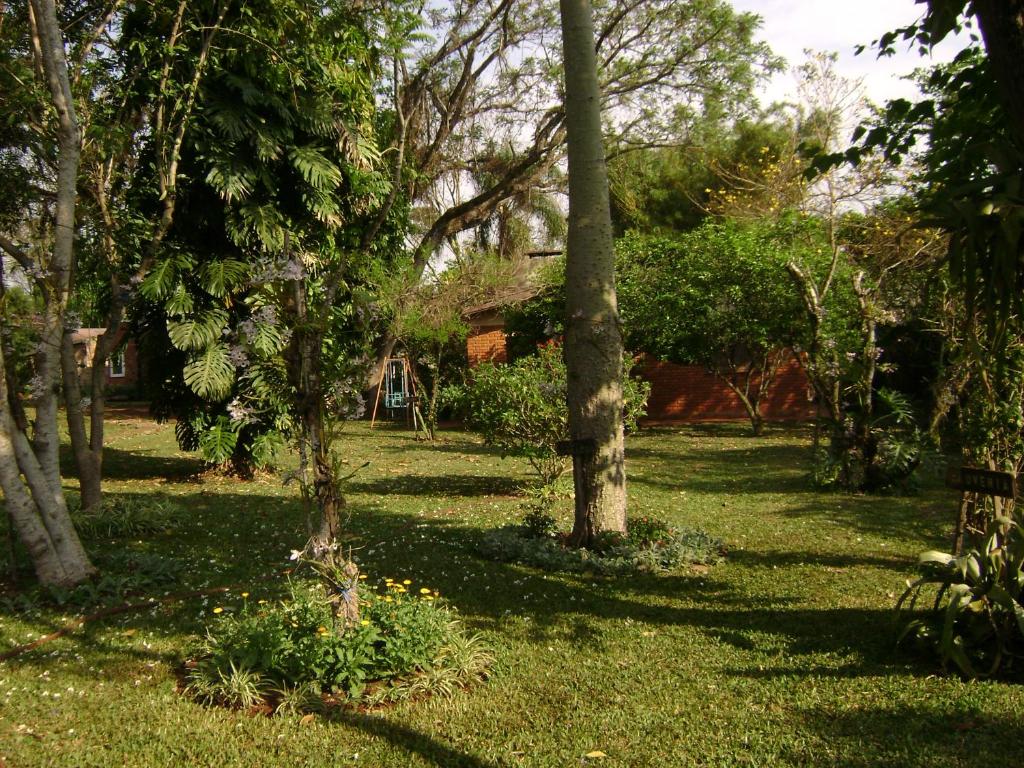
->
<box><xmin>899</xmin><ymin>508</ymin><xmax>1024</xmax><ymax>679</ymax></box>
<box><xmin>383</xmin><ymin>254</ymin><xmax>527</xmax><ymax>439</ymax></box>
<box><xmin>828</xmin><ymin>40</ymin><xmax>1022</xmax><ymax>332</ymax></box>
<box><xmin>71</xmin><ymin>497</ymin><xmax>186</xmax><ymax>539</ymax></box>
<box><xmin>608</xmin><ymin>113</ymin><xmax>802</xmax><ymax>234</ymax></box>
<box><xmin>185</xmin><ymin>579</ymin><xmax>488</xmax><ymax>709</ymax></box>
<box><xmin>812</xmin><ymin>388</ymin><xmax>924</xmax><ymax>493</ymax></box>
<box><xmin>447</xmin><ymin>345</ymin><xmax>650</xmax><ymax>484</ymax></box>
<box><xmin>616</xmin><ymin>220</ymin><xmax>812</xmax><ymax>435</ymax></box>
<box><xmin>1</xmin><ymin>550</ymin><xmax>185</xmax><ymax>613</ymax></box>
<box><xmin>502</xmin><ymin>259</ymin><xmax>566</xmax><ymax>363</ymax></box>
<box><xmin>0</xmin><ymin>285</ymin><xmax>39</xmax><ymax>396</ymax></box>
<box><xmin>478</xmin><ymin>521</ymin><xmax>724</xmax><ymax>576</ymax></box>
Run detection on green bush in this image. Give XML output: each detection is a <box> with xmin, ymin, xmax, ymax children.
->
<box><xmin>185</xmin><ymin>579</ymin><xmax>490</xmax><ymax>711</ymax></box>
<box><xmin>479</xmin><ymin>518</ymin><xmax>723</xmax><ymax>576</ymax></box>
<box><xmin>898</xmin><ymin>508</ymin><xmax>1024</xmax><ymax>679</ymax></box>
<box><xmin>72</xmin><ymin>497</ymin><xmax>185</xmax><ymax>539</ymax></box>
<box><xmin>447</xmin><ymin>345</ymin><xmax>650</xmax><ymax>485</ymax></box>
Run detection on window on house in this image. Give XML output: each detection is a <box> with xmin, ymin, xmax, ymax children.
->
<box><xmin>110</xmin><ymin>349</ymin><xmax>126</xmax><ymax>378</ymax></box>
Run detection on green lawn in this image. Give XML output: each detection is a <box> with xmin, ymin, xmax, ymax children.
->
<box><xmin>1</xmin><ymin>415</ymin><xmax>1021</xmax><ymax>767</ymax></box>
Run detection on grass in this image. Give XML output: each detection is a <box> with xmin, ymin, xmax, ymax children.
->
<box><xmin>1</xmin><ymin>413</ymin><xmax>1022</xmax><ymax>766</ymax></box>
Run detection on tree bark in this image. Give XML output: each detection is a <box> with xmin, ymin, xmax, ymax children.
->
<box><xmin>4</xmin><ymin>0</ymin><xmax>97</xmax><ymax>586</ymax></box>
<box><xmin>559</xmin><ymin>0</ymin><xmax>627</xmax><ymax>547</ymax></box>
<box><xmin>971</xmin><ymin>0</ymin><xmax>1024</xmax><ymax>149</ymax></box>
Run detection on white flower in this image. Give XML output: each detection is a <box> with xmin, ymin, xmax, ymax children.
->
<box><xmin>289</xmin><ymin>549</ymin><xmax>302</xmax><ymax>561</ymax></box>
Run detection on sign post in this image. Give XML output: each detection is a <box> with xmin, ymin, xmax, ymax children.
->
<box><xmin>946</xmin><ymin>465</ymin><xmax>1018</xmax><ymax>553</ymax></box>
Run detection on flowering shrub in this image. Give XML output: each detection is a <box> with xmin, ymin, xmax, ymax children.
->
<box><xmin>185</xmin><ymin>579</ymin><xmax>490</xmax><ymax>712</ymax></box>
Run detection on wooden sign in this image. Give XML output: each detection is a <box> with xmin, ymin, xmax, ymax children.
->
<box><xmin>945</xmin><ymin>465</ymin><xmax>1018</xmax><ymax>499</ymax></box>
<box><xmin>556</xmin><ymin>438</ymin><xmax>597</xmax><ymax>458</ymax></box>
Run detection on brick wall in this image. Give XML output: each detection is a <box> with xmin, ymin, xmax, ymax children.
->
<box><xmin>466</xmin><ymin>327</ymin><xmax>508</xmax><ymax>365</ymax></box>
<box><xmin>637</xmin><ymin>354</ymin><xmax>814</xmax><ymax>422</ymax></box>
<box><xmin>463</xmin><ymin>325</ymin><xmax>815</xmax><ymax>423</ymax></box>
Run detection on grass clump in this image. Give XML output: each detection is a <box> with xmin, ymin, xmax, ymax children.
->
<box><xmin>479</xmin><ymin>513</ymin><xmax>723</xmax><ymax>575</ymax></box>
<box><xmin>73</xmin><ymin>496</ymin><xmax>185</xmax><ymax>538</ymax></box>
<box><xmin>185</xmin><ymin>579</ymin><xmax>490</xmax><ymax>713</ymax></box>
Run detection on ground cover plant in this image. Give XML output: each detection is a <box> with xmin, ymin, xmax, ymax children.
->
<box><xmin>185</xmin><ymin>578</ymin><xmax>491</xmax><ymax>711</ymax></box>
<box><xmin>479</xmin><ymin>510</ymin><xmax>724</xmax><ymax>575</ymax></box>
<box><xmin>0</xmin><ymin>411</ymin><xmax>1023</xmax><ymax>766</ymax></box>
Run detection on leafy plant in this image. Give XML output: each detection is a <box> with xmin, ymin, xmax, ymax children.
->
<box><xmin>185</xmin><ymin>578</ymin><xmax>489</xmax><ymax>712</ymax></box>
<box><xmin>72</xmin><ymin>497</ymin><xmax>185</xmax><ymax>539</ymax></box>
<box><xmin>898</xmin><ymin>508</ymin><xmax>1024</xmax><ymax>679</ymax></box>
<box><xmin>447</xmin><ymin>345</ymin><xmax>650</xmax><ymax>485</ymax></box>
<box><xmin>479</xmin><ymin>522</ymin><xmax>723</xmax><ymax>576</ymax></box>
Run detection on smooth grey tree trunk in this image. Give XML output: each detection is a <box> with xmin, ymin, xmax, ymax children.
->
<box><xmin>559</xmin><ymin>0</ymin><xmax>627</xmax><ymax>547</ymax></box>
<box><xmin>0</xmin><ymin>0</ymin><xmax>97</xmax><ymax>586</ymax></box>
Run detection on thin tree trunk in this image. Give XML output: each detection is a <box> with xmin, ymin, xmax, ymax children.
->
<box><xmin>559</xmin><ymin>0</ymin><xmax>627</xmax><ymax>547</ymax></box>
<box><xmin>6</xmin><ymin>0</ymin><xmax>97</xmax><ymax>586</ymax></box>
<box><xmin>0</xmin><ymin>344</ymin><xmax>94</xmax><ymax>586</ymax></box>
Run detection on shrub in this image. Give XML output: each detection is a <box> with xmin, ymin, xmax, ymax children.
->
<box><xmin>72</xmin><ymin>497</ymin><xmax>185</xmax><ymax>538</ymax></box>
<box><xmin>479</xmin><ymin>516</ymin><xmax>723</xmax><ymax>576</ymax></box>
<box><xmin>898</xmin><ymin>508</ymin><xmax>1024</xmax><ymax>679</ymax></box>
<box><xmin>185</xmin><ymin>579</ymin><xmax>490</xmax><ymax>711</ymax></box>
<box><xmin>447</xmin><ymin>345</ymin><xmax>650</xmax><ymax>484</ymax></box>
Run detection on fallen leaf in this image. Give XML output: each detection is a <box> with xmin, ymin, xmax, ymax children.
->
<box><xmin>300</xmin><ymin>714</ymin><xmax>316</xmax><ymax>726</ymax></box>
<box><xmin>584</xmin><ymin>750</ymin><xmax>607</xmax><ymax>759</ymax></box>
<box><xmin>122</xmin><ymin>629</ymin><xmax>137</xmax><ymax>637</ymax></box>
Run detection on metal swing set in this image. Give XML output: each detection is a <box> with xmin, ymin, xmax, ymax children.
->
<box><xmin>369</xmin><ymin>355</ymin><xmax>428</xmax><ymax>435</ymax></box>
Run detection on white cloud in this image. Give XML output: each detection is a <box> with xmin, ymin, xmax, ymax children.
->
<box><xmin>731</xmin><ymin>0</ymin><xmax>974</xmax><ymax>106</ymax></box>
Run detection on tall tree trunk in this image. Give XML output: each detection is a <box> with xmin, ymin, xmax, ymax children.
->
<box><xmin>971</xmin><ymin>0</ymin><xmax>1024</xmax><ymax>149</ymax></box>
<box><xmin>2</xmin><ymin>0</ymin><xmax>97</xmax><ymax>586</ymax></box>
<box><xmin>61</xmin><ymin>303</ymin><xmax>125</xmax><ymax>511</ymax></box>
<box><xmin>559</xmin><ymin>0</ymin><xmax>627</xmax><ymax>548</ymax></box>
<box><xmin>0</xmin><ymin>342</ymin><xmax>95</xmax><ymax>586</ymax></box>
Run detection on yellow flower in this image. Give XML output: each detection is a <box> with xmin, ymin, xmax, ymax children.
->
<box><xmin>358</xmin><ymin>574</ymin><xmax>367</xmax><ymax>580</ymax></box>
<box><xmin>258</xmin><ymin>599</ymin><xmax>268</xmax><ymax>605</ymax></box>
<box><xmin>402</xmin><ymin>579</ymin><xmax>411</xmax><ymax>585</ymax></box>
<box><xmin>385</xmin><ymin>578</ymin><xmax>394</xmax><ymax>583</ymax></box>
<box><xmin>424</xmin><ymin>596</ymin><xmax>434</xmax><ymax>601</ymax></box>
<box><xmin>317</xmin><ymin>626</ymin><xmax>328</xmax><ymax>634</ymax></box>
<box><xmin>360</xmin><ymin>619</ymin><xmax>370</xmax><ymax>626</ymax></box>
<box><xmin>212</xmin><ymin>607</ymin><xmax>223</xmax><ymax>614</ymax></box>
<box><xmin>241</xmin><ymin>592</ymin><xmax>249</xmax><ymax>598</ymax></box>
<box><xmin>384</xmin><ymin>596</ymin><xmax>393</xmax><ymax>603</ymax></box>
<box><xmin>420</xmin><ymin>587</ymin><xmax>431</xmax><ymax>594</ymax></box>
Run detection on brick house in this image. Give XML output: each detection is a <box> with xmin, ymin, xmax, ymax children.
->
<box><xmin>463</xmin><ymin>310</ymin><xmax>814</xmax><ymax>423</ymax></box>
<box><xmin>71</xmin><ymin>328</ymin><xmax>141</xmax><ymax>394</ymax></box>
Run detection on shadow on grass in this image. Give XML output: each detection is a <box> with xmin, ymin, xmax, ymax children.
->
<box><xmin>349</xmin><ymin>473</ymin><xmax>525</xmax><ymax>498</ymax></box>
<box><xmin>789</xmin><ymin>703</ymin><xmax>1024</xmax><ymax>766</ymax></box>
<box><xmin>727</xmin><ymin>548</ymin><xmax>911</xmax><ymax>571</ymax></box>
<box><xmin>773</xmin><ymin>493</ymin><xmax>953</xmax><ymax>547</ymax></box>
<box><xmin>629</xmin><ymin>442</ymin><xmax>814</xmax><ymax>496</ymax></box>
<box><xmin>328</xmin><ymin>711</ymin><xmax>499</xmax><ymax>768</ymax></box>
<box><xmin>60</xmin><ymin>445</ymin><xmax>204</xmax><ymax>481</ymax></box>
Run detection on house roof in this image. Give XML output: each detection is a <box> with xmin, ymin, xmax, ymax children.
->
<box><xmin>462</xmin><ymin>284</ymin><xmax>543</xmax><ymax>319</ymax></box>
<box><xmin>71</xmin><ymin>328</ymin><xmax>107</xmax><ymax>342</ymax></box>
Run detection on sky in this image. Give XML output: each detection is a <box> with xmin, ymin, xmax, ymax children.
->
<box><xmin>729</xmin><ymin>0</ymin><xmax>973</xmax><ymax>106</ymax></box>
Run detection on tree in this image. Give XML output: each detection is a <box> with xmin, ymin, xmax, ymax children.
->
<box><xmin>616</xmin><ymin>221</ymin><xmax>809</xmax><ymax>435</ymax></box>
<box><xmin>558</xmin><ymin>0</ymin><xmax>627</xmax><ymax>547</ymax></box>
<box><xmin>384</xmin><ymin>254</ymin><xmax>529</xmax><ymax>439</ymax></box>
<box><xmin>138</xmin><ymin>3</ymin><xmax>397</xmax><ymax>629</ymax></box>
<box><xmin>364</xmin><ymin>0</ymin><xmax>779</xmax><ymax>392</ymax></box>
<box><xmin>607</xmin><ymin>111</ymin><xmax>799</xmax><ymax>234</ymax></box>
<box><xmin>0</xmin><ymin>0</ymin><xmax>94</xmax><ymax>586</ymax></box>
